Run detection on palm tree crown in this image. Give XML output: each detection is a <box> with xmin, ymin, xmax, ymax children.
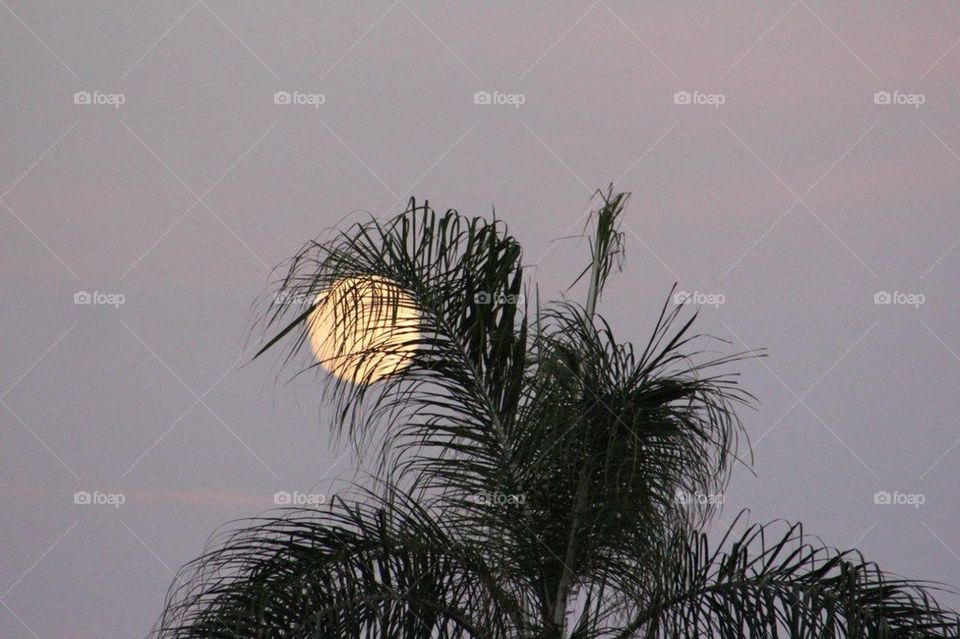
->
<box><xmin>154</xmin><ymin>190</ymin><xmax>960</xmax><ymax>638</ymax></box>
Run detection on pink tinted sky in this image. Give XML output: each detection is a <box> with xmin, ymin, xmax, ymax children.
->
<box><xmin>2</xmin><ymin>2</ymin><xmax>960</xmax><ymax>637</ymax></box>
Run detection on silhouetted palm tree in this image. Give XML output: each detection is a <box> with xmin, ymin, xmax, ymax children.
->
<box><xmin>153</xmin><ymin>190</ymin><xmax>959</xmax><ymax>637</ymax></box>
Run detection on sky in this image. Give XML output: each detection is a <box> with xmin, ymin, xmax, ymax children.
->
<box><xmin>2</xmin><ymin>2</ymin><xmax>960</xmax><ymax>636</ymax></box>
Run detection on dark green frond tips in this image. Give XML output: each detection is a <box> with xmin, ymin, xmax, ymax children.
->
<box><xmin>570</xmin><ymin>186</ymin><xmax>628</xmax><ymax>318</ymax></box>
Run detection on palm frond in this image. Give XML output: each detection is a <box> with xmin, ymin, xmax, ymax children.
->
<box><xmin>251</xmin><ymin>199</ymin><xmax>528</xmax><ymax>481</ymax></box>
<box><xmin>568</xmin><ymin>186</ymin><xmax>628</xmax><ymax>318</ymax></box>
<box><xmin>618</xmin><ymin>513</ymin><xmax>960</xmax><ymax>638</ymax></box>
<box><xmin>496</xmin><ymin>293</ymin><xmax>756</xmax><ymax>630</ymax></box>
<box><xmin>151</xmin><ymin>488</ymin><xmax>527</xmax><ymax>638</ymax></box>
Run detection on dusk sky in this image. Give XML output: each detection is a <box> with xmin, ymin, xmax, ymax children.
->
<box><xmin>2</xmin><ymin>2</ymin><xmax>960</xmax><ymax>636</ymax></box>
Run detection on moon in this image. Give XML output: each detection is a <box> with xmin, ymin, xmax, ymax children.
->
<box><xmin>307</xmin><ymin>276</ymin><xmax>419</xmax><ymax>384</ymax></box>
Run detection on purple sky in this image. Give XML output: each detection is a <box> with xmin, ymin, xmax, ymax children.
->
<box><xmin>2</xmin><ymin>2</ymin><xmax>960</xmax><ymax>636</ymax></box>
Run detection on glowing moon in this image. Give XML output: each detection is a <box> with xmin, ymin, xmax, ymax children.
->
<box><xmin>307</xmin><ymin>276</ymin><xmax>419</xmax><ymax>384</ymax></box>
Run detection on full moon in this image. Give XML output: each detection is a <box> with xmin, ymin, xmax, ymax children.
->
<box><xmin>307</xmin><ymin>276</ymin><xmax>419</xmax><ymax>384</ymax></box>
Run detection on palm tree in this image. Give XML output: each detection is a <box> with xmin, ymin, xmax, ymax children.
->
<box><xmin>153</xmin><ymin>190</ymin><xmax>959</xmax><ymax>638</ymax></box>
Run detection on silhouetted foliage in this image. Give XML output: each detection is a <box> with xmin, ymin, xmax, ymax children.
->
<box><xmin>154</xmin><ymin>189</ymin><xmax>960</xmax><ymax>638</ymax></box>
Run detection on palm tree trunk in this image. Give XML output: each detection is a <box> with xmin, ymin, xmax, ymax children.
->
<box><xmin>548</xmin><ymin>203</ymin><xmax>610</xmax><ymax>634</ymax></box>
<box><xmin>552</xmin><ymin>468</ymin><xmax>590</xmax><ymax>634</ymax></box>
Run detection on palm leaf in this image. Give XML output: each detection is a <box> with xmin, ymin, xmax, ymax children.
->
<box><xmin>619</xmin><ymin>513</ymin><xmax>960</xmax><ymax>638</ymax></box>
<box><xmin>152</xmin><ymin>488</ymin><xmax>527</xmax><ymax>638</ymax></box>
<box><xmin>251</xmin><ymin>199</ymin><xmax>528</xmax><ymax>485</ymax></box>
